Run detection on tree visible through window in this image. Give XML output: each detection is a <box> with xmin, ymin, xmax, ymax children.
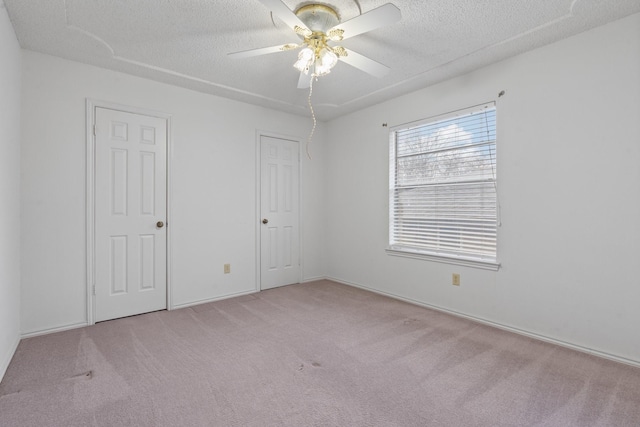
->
<box><xmin>389</xmin><ymin>103</ymin><xmax>498</xmax><ymax>265</ymax></box>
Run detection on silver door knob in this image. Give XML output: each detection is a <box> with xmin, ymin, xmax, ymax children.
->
<box><xmin>262</xmin><ymin>218</ymin><xmax>268</xmax><ymax>224</ymax></box>
<box><xmin>156</xmin><ymin>221</ymin><xmax>164</xmax><ymax>228</ymax></box>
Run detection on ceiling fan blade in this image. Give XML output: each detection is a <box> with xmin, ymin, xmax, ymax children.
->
<box><xmin>329</xmin><ymin>3</ymin><xmax>401</xmax><ymax>40</ymax></box>
<box><xmin>257</xmin><ymin>0</ymin><xmax>310</xmax><ymax>33</ymax></box>
<box><xmin>297</xmin><ymin>72</ymin><xmax>310</xmax><ymax>89</ymax></box>
<box><xmin>228</xmin><ymin>44</ymin><xmax>297</xmax><ymax>59</ymax></box>
<box><xmin>339</xmin><ymin>49</ymin><xmax>390</xmax><ymax>78</ymax></box>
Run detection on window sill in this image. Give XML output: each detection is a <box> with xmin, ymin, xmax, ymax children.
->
<box><xmin>385</xmin><ymin>247</ymin><xmax>501</xmax><ymax>271</ymax></box>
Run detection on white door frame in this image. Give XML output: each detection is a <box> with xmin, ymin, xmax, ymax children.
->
<box><xmin>255</xmin><ymin>130</ymin><xmax>304</xmax><ymax>291</ymax></box>
<box><xmin>86</xmin><ymin>99</ymin><xmax>173</xmax><ymax>325</ymax></box>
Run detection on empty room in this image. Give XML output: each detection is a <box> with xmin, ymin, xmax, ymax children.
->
<box><xmin>1</xmin><ymin>0</ymin><xmax>640</xmax><ymax>425</ymax></box>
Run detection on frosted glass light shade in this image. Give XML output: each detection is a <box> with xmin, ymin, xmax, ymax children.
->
<box><xmin>315</xmin><ymin>48</ymin><xmax>338</xmax><ymax>76</ymax></box>
<box><xmin>293</xmin><ymin>48</ymin><xmax>314</xmax><ymax>74</ymax></box>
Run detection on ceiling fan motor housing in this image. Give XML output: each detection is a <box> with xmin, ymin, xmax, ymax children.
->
<box><xmin>295</xmin><ymin>4</ymin><xmax>340</xmax><ymax>32</ymax></box>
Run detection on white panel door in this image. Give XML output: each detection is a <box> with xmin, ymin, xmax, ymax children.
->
<box><xmin>94</xmin><ymin>107</ymin><xmax>167</xmax><ymax>322</ymax></box>
<box><xmin>260</xmin><ymin>136</ymin><xmax>300</xmax><ymax>290</ymax></box>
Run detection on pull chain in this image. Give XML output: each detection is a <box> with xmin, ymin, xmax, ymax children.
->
<box><xmin>306</xmin><ymin>73</ymin><xmax>317</xmax><ymax>160</ymax></box>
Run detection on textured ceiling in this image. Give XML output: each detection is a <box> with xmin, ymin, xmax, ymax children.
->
<box><xmin>4</xmin><ymin>0</ymin><xmax>640</xmax><ymax>120</ymax></box>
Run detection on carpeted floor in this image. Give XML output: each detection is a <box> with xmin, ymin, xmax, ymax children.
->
<box><xmin>1</xmin><ymin>280</ymin><xmax>640</xmax><ymax>426</ymax></box>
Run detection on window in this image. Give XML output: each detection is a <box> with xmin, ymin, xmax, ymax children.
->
<box><xmin>388</xmin><ymin>103</ymin><xmax>499</xmax><ymax>270</ymax></box>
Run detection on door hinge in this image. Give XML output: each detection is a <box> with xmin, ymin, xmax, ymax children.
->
<box><xmin>93</xmin><ymin>125</ymin><xmax>97</xmax><ymax>136</ymax></box>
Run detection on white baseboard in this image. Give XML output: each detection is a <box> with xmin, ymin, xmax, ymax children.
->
<box><xmin>21</xmin><ymin>321</ymin><xmax>89</xmax><ymax>339</ymax></box>
<box><xmin>171</xmin><ymin>289</ymin><xmax>259</xmax><ymax>310</ymax></box>
<box><xmin>173</xmin><ymin>278</ymin><xmax>329</xmax><ymax>310</ymax></box>
<box><xmin>301</xmin><ymin>276</ymin><xmax>326</xmax><ymax>283</ymax></box>
<box><xmin>0</xmin><ymin>335</ymin><xmax>20</xmax><ymax>383</ymax></box>
<box><xmin>326</xmin><ymin>276</ymin><xmax>640</xmax><ymax>369</ymax></box>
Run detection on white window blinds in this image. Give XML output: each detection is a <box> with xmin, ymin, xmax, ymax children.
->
<box><xmin>389</xmin><ymin>103</ymin><xmax>497</xmax><ymax>263</ymax></box>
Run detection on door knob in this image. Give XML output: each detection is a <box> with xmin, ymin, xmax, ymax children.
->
<box><xmin>156</xmin><ymin>221</ymin><xmax>164</xmax><ymax>228</ymax></box>
<box><xmin>262</xmin><ymin>218</ymin><xmax>268</xmax><ymax>224</ymax></box>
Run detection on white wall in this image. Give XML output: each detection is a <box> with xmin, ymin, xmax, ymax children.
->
<box><xmin>20</xmin><ymin>51</ymin><xmax>325</xmax><ymax>335</ymax></box>
<box><xmin>324</xmin><ymin>13</ymin><xmax>640</xmax><ymax>364</ymax></box>
<box><xmin>16</xmin><ymin>10</ymin><xmax>640</xmax><ymax>366</ymax></box>
<box><xmin>0</xmin><ymin>1</ymin><xmax>22</xmax><ymax>380</ymax></box>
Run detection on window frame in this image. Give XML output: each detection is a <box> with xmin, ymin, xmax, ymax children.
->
<box><xmin>386</xmin><ymin>102</ymin><xmax>500</xmax><ymax>271</ymax></box>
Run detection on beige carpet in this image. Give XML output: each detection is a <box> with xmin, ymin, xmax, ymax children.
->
<box><xmin>1</xmin><ymin>280</ymin><xmax>639</xmax><ymax>426</ymax></box>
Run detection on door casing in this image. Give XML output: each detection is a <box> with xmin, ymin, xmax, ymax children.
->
<box><xmin>255</xmin><ymin>131</ymin><xmax>304</xmax><ymax>291</ymax></box>
<box><xmin>86</xmin><ymin>99</ymin><xmax>173</xmax><ymax>325</ymax></box>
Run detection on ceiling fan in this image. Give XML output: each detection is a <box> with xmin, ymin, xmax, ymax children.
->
<box><xmin>228</xmin><ymin>0</ymin><xmax>402</xmax><ymax>88</ymax></box>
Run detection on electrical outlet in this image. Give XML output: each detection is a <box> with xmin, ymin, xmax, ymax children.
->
<box><xmin>452</xmin><ymin>273</ymin><xmax>460</xmax><ymax>286</ymax></box>
<box><xmin>224</xmin><ymin>264</ymin><xmax>231</xmax><ymax>274</ymax></box>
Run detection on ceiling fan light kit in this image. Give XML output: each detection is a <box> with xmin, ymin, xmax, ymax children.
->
<box><xmin>292</xmin><ymin>4</ymin><xmax>343</xmax><ymax>76</ymax></box>
<box><xmin>294</xmin><ymin>46</ymin><xmax>338</xmax><ymax>76</ymax></box>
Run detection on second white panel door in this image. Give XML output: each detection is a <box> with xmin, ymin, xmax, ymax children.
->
<box><xmin>260</xmin><ymin>135</ymin><xmax>300</xmax><ymax>290</ymax></box>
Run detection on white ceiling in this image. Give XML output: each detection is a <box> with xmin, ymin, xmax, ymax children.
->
<box><xmin>4</xmin><ymin>0</ymin><xmax>640</xmax><ymax>121</ymax></box>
